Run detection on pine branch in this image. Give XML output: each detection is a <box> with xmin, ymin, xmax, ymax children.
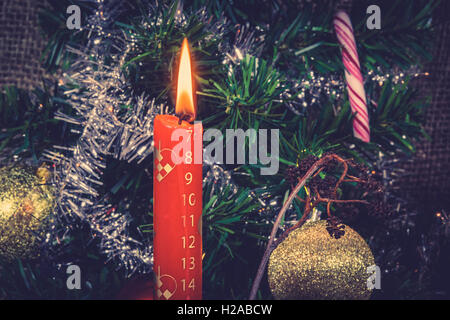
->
<box><xmin>0</xmin><ymin>86</ymin><xmax>72</xmax><ymax>160</ymax></box>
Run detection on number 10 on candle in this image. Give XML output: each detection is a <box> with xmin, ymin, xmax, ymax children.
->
<box><xmin>153</xmin><ymin>120</ymin><xmax>203</xmax><ymax>300</ymax></box>
<box><xmin>153</xmin><ymin>38</ymin><xmax>202</xmax><ymax>300</ymax></box>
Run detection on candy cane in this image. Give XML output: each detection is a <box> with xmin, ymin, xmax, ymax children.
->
<box><xmin>333</xmin><ymin>11</ymin><xmax>370</xmax><ymax>142</ymax></box>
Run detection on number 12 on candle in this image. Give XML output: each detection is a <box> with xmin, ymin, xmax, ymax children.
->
<box><xmin>153</xmin><ymin>116</ymin><xmax>203</xmax><ymax>300</ymax></box>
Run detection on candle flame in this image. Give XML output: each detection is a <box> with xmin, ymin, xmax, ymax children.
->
<box><xmin>176</xmin><ymin>38</ymin><xmax>195</xmax><ymax>121</ymax></box>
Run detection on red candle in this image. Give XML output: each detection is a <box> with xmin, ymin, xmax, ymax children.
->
<box><xmin>153</xmin><ymin>38</ymin><xmax>203</xmax><ymax>300</ymax></box>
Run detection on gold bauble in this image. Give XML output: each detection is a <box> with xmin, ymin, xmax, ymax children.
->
<box><xmin>268</xmin><ymin>220</ymin><xmax>374</xmax><ymax>300</ymax></box>
<box><xmin>0</xmin><ymin>166</ymin><xmax>54</xmax><ymax>261</ymax></box>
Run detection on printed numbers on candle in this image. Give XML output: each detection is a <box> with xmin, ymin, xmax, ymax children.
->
<box><xmin>185</xmin><ymin>172</ymin><xmax>192</xmax><ymax>185</ymax></box>
<box><xmin>185</xmin><ymin>151</ymin><xmax>192</xmax><ymax>164</ymax></box>
<box><xmin>182</xmin><ymin>214</ymin><xmax>195</xmax><ymax>227</ymax></box>
<box><xmin>182</xmin><ymin>193</ymin><xmax>196</xmax><ymax>206</ymax></box>
<box><xmin>181</xmin><ymin>278</ymin><xmax>195</xmax><ymax>291</ymax></box>
<box><xmin>181</xmin><ymin>235</ymin><xmax>195</xmax><ymax>249</ymax></box>
<box><xmin>181</xmin><ymin>257</ymin><xmax>195</xmax><ymax>270</ymax></box>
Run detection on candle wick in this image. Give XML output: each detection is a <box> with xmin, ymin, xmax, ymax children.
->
<box><xmin>177</xmin><ymin>113</ymin><xmax>193</xmax><ymax>124</ymax></box>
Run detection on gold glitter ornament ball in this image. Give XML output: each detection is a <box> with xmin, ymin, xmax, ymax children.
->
<box><xmin>0</xmin><ymin>166</ymin><xmax>54</xmax><ymax>261</ymax></box>
<box><xmin>268</xmin><ymin>220</ymin><xmax>375</xmax><ymax>300</ymax></box>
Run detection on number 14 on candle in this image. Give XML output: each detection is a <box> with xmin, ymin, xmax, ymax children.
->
<box><xmin>153</xmin><ymin>119</ymin><xmax>203</xmax><ymax>300</ymax></box>
<box><xmin>153</xmin><ymin>38</ymin><xmax>202</xmax><ymax>300</ymax></box>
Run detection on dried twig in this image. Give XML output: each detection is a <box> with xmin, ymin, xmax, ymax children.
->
<box><xmin>248</xmin><ymin>153</ymin><xmax>373</xmax><ymax>300</ymax></box>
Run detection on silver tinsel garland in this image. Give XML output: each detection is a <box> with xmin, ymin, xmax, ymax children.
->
<box><xmin>43</xmin><ymin>1</ymin><xmax>161</xmax><ymax>274</ymax></box>
<box><xmin>42</xmin><ymin>0</ymin><xmax>250</xmax><ymax>276</ymax></box>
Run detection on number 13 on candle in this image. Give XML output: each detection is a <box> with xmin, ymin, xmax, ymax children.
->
<box><xmin>153</xmin><ymin>38</ymin><xmax>203</xmax><ymax>300</ymax></box>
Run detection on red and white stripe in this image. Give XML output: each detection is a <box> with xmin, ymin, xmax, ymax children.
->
<box><xmin>333</xmin><ymin>11</ymin><xmax>370</xmax><ymax>142</ymax></box>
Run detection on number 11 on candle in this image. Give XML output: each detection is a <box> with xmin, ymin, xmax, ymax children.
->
<box><xmin>153</xmin><ymin>37</ymin><xmax>202</xmax><ymax>300</ymax></box>
<box><xmin>153</xmin><ymin>118</ymin><xmax>203</xmax><ymax>300</ymax></box>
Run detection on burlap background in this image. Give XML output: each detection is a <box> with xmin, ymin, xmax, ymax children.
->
<box><xmin>395</xmin><ymin>2</ymin><xmax>450</xmax><ymax>212</ymax></box>
<box><xmin>0</xmin><ymin>0</ymin><xmax>45</xmax><ymax>91</ymax></box>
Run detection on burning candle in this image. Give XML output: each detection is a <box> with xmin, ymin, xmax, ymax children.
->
<box><xmin>153</xmin><ymin>38</ymin><xmax>203</xmax><ymax>300</ymax></box>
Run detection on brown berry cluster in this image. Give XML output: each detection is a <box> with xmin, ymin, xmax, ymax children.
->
<box><xmin>286</xmin><ymin>154</ymin><xmax>337</xmax><ymax>198</ymax></box>
<box><xmin>286</xmin><ymin>155</ymin><xmax>319</xmax><ymax>187</ymax></box>
<box><xmin>310</xmin><ymin>175</ymin><xmax>337</xmax><ymax>199</ymax></box>
<box><xmin>286</xmin><ymin>153</ymin><xmax>392</xmax><ymax>225</ymax></box>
